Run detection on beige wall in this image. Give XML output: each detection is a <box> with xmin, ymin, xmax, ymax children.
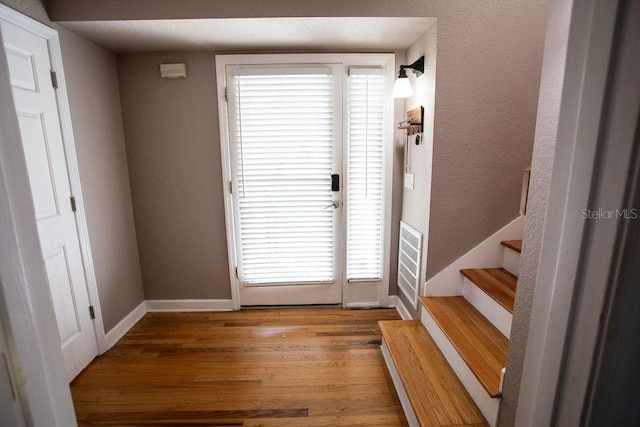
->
<box><xmin>0</xmin><ymin>0</ymin><xmax>145</xmax><ymax>331</ymax></box>
<box><xmin>498</xmin><ymin>0</ymin><xmax>571</xmax><ymax>423</ymax></box>
<box><xmin>398</xmin><ymin>23</ymin><xmax>437</xmax><ymax>316</ymax></box>
<box><xmin>116</xmin><ymin>53</ymin><xmax>230</xmax><ymax>300</ymax></box>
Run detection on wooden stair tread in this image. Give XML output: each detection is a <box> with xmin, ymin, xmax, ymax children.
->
<box><xmin>379</xmin><ymin>320</ymin><xmax>487</xmax><ymax>427</ymax></box>
<box><xmin>461</xmin><ymin>268</ymin><xmax>517</xmax><ymax>312</ymax></box>
<box><xmin>501</xmin><ymin>239</ymin><xmax>522</xmax><ymax>253</ymax></box>
<box><xmin>420</xmin><ymin>297</ymin><xmax>508</xmax><ymax>398</ymax></box>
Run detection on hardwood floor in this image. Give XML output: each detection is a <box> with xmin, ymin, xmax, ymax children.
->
<box><xmin>71</xmin><ymin>307</ymin><xmax>408</xmax><ymax>426</ymax></box>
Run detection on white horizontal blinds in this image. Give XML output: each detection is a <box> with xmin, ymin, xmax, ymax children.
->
<box><xmin>233</xmin><ymin>67</ymin><xmax>335</xmax><ymax>285</ymax></box>
<box><xmin>347</xmin><ymin>68</ymin><xmax>385</xmax><ymax>281</ymax></box>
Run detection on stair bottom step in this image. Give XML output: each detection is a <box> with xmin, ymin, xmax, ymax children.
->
<box><xmin>379</xmin><ymin>320</ymin><xmax>487</xmax><ymax>427</ymax></box>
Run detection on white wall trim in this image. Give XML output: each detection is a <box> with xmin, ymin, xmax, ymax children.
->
<box><xmin>391</xmin><ymin>295</ymin><xmax>413</xmax><ymax>320</ymax></box>
<box><xmin>146</xmin><ymin>299</ymin><xmax>234</xmax><ymax>312</ymax></box>
<box><xmin>104</xmin><ymin>301</ymin><xmax>147</xmax><ymax>350</ymax></box>
<box><xmin>47</xmin><ymin>23</ymin><xmax>107</xmax><ymax>355</ymax></box>
<box><xmin>388</xmin><ymin>295</ymin><xmax>397</xmax><ymax>307</ymax></box>
<box><xmin>424</xmin><ymin>215</ymin><xmax>524</xmax><ymax>296</ymax></box>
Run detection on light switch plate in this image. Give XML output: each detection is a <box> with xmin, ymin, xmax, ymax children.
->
<box><xmin>404</xmin><ymin>173</ymin><xmax>415</xmax><ymax>189</ymax></box>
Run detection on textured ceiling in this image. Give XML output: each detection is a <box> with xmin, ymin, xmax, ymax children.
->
<box><xmin>60</xmin><ymin>17</ymin><xmax>436</xmax><ymax>53</ymax></box>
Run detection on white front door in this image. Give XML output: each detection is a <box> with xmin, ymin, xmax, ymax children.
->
<box><xmin>221</xmin><ymin>56</ymin><xmax>394</xmax><ymax>308</ymax></box>
<box><xmin>1</xmin><ymin>18</ymin><xmax>98</xmax><ymax>381</ymax></box>
<box><xmin>226</xmin><ymin>64</ymin><xmax>344</xmax><ymax>306</ymax></box>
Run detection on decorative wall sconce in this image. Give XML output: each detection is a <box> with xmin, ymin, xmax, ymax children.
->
<box><xmin>392</xmin><ymin>56</ymin><xmax>425</xmax><ymax>98</ymax></box>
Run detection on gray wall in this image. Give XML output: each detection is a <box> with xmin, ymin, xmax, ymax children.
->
<box><xmin>117</xmin><ymin>53</ymin><xmax>230</xmax><ymax>300</ymax></box>
<box><xmin>0</xmin><ymin>0</ymin><xmax>144</xmax><ymax>331</ymax></box>
<box><xmin>498</xmin><ymin>0</ymin><xmax>572</xmax><ymax>424</ymax></box>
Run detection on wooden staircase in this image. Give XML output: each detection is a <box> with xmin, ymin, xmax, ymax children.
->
<box><xmin>380</xmin><ymin>238</ymin><xmax>522</xmax><ymax>426</ymax></box>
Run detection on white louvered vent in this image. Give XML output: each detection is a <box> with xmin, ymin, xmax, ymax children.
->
<box><xmin>346</xmin><ymin>68</ymin><xmax>385</xmax><ymax>281</ymax></box>
<box><xmin>397</xmin><ymin>221</ymin><xmax>422</xmax><ymax>308</ymax></box>
<box><xmin>232</xmin><ymin>67</ymin><xmax>336</xmax><ymax>285</ymax></box>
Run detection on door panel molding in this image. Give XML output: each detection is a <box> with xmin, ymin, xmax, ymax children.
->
<box><xmin>0</xmin><ymin>5</ymin><xmax>106</xmax><ymax>355</ymax></box>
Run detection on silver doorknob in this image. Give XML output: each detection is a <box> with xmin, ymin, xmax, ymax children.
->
<box><xmin>323</xmin><ymin>201</ymin><xmax>340</xmax><ymax>209</ymax></box>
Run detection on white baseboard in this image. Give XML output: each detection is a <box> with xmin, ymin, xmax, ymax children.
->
<box><xmin>146</xmin><ymin>299</ymin><xmax>234</xmax><ymax>312</ymax></box>
<box><xmin>345</xmin><ymin>302</ymin><xmax>381</xmax><ymax>309</ymax></box>
<box><xmin>391</xmin><ymin>295</ymin><xmax>413</xmax><ymax>320</ymax></box>
<box><xmin>104</xmin><ymin>300</ymin><xmax>147</xmax><ymax>350</ymax></box>
<box><xmin>424</xmin><ymin>215</ymin><xmax>525</xmax><ymax>296</ymax></box>
<box><xmin>388</xmin><ymin>295</ymin><xmax>398</xmax><ymax>307</ymax></box>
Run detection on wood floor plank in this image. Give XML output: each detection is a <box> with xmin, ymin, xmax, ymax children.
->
<box><xmin>380</xmin><ymin>320</ymin><xmax>486</xmax><ymax>427</ymax></box>
<box><xmin>71</xmin><ymin>308</ymin><xmax>408</xmax><ymax>426</ymax></box>
<box><xmin>420</xmin><ymin>297</ymin><xmax>508</xmax><ymax>397</ymax></box>
<box><xmin>460</xmin><ymin>268</ymin><xmax>517</xmax><ymax>312</ymax></box>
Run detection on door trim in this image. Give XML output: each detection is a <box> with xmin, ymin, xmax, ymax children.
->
<box><xmin>0</xmin><ymin>5</ymin><xmax>106</xmax><ymax>353</ymax></box>
<box><xmin>215</xmin><ymin>53</ymin><xmax>395</xmax><ymax>309</ymax></box>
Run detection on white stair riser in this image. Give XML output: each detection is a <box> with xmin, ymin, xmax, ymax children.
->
<box><xmin>380</xmin><ymin>340</ymin><xmax>419</xmax><ymax>427</ymax></box>
<box><xmin>502</xmin><ymin>247</ymin><xmax>520</xmax><ymax>276</ymax></box>
<box><xmin>462</xmin><ymin>277</ymin><xmax>512</xmax><ymax>338</ymax></box>
<box><xmin>420</xmin><ymin>306</ymin><xmax>500</xmax><ymax>427</ymax></box>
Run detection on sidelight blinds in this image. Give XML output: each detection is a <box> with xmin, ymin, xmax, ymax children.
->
<box><xmin>232</xmin><ymin>67</ymin><xmax>336</xmax><ymax>285</ymax></box>
<box><xmin>231</xmin><ymin>64</ymin><xmax>386</xmax><ymax>287</ymax></box>
<box><xmin>346</xmin><ymin>68</ymin><xmax>385</xmax><ymax>281</ymax></box>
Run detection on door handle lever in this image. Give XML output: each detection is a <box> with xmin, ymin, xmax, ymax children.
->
<box><xmin>323</xmin><ymin>201</ymin><xmax>340</xmax><ymax>209</ymax></box>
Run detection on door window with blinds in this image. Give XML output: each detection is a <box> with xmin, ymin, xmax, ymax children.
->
<box><xmin>218</xmin><ymin>54</ymin><xmax>394</xmax><ymax>307</ymax></box>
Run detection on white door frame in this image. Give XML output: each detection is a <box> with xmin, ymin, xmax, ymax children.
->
<box><xmin>0</xmin><ymin>21</ymin><xmax>77</xmax><ymax>427</ymax></box>
<box><xmin>0</xmin><ymin>5</ymin><xmax>107</xmax><ymax>353</ymax></box>
<box><xmin>215</xmin><ymin>53</ymin><xmax>395</xmax><ymax>309</ymax></box>
<box><xmin>514</xmin><ymin>0</ymin><xmax>639</xmax><ymax>424</ymax></box>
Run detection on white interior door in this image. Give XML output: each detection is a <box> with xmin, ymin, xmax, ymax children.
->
<box><xmin>227</xmin><ymin>64</ymin><xmax>343</xmax><ymax>306</ymax></box>
<box><xmin>1</xmin><ymin>18</ymin><xmax>98</xmax><ymax>381</ymax></box>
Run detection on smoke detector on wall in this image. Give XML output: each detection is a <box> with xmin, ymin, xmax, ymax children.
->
<box><xmin>160</xmin><ymin>63</ymin><xmax>187</xmax><ymax>79</ymax></box>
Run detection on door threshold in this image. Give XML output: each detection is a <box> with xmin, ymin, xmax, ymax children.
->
<box><xmin>241</xmin><ymin>303</ymin><xmax>342</xmax><ymax>310</ymax></box>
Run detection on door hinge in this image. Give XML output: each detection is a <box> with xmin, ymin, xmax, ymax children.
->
<box><xmin>89</xmin><ymin>305</ymin><xmax>96</xmax><ymax>319</ymax></box>
<box><xmin>50</xmin><ymin>70</ymin><xmax>58</xmax><ymax>89</ymax></box>
<box><xmin>70</xmin><ymin>196</ymin><xmax>77</xmax><ymax>212</ymax></box>
<box><xmin>224</xmin><ymin>86</ymin><xmax>228</xmax><ymax>102</ymax></box>
<box><xmin>229</xmin><ymin>181</ymin><xmax>233</xmax><ymax>194</ymax></box>
<box><xmin>235</xmin><ymin>267</ymin><xmax>238</xmax><ymax>278</ymax></box>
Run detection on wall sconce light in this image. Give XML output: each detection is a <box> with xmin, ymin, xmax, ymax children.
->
<box><xmin>392</xmin><ymin>56</ymin><xmax>425</xmax><ymax>98</ymax></box>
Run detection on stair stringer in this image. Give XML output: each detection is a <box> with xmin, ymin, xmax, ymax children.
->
<box><xmin>424</xmin><ymin>216</ymin><xmax>524</xmax><ymax>297</ymax></box>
